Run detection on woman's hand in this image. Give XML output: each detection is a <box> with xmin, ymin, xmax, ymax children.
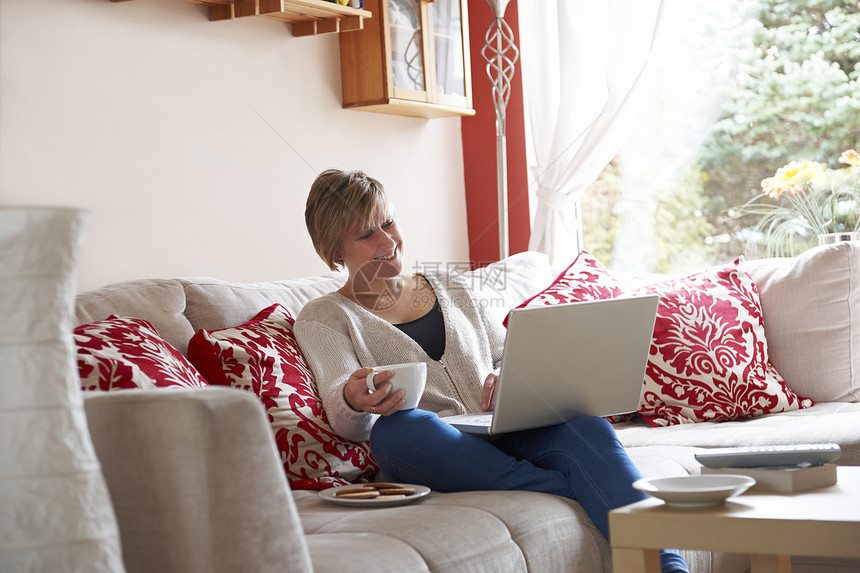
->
<box><xmin>343</xmin><ymin>367</ymin><xmax>405</xmax><ymax>416</ymax></box>
<box><xmin>481</xmin><ymin>371</ymin><xmax>499</xmax><ymax>412</ymax></box>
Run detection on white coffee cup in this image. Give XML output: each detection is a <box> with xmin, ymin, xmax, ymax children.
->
<box><xmin>366</xmin><ymin>362</ymin><xmax>427</xmax><ymax>410</ymax></box>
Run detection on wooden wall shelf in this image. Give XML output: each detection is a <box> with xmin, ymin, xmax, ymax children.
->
<box><xmin>339</xmin><ymin>0</ymin><xmax>474</xmax><ymax>118</ymax></box>
<box><xmin>116</xmin><ymin>0</ymin><xmax>372</xmax><ymax>37</ymax></box>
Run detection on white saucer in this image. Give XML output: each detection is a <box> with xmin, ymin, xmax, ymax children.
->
<box><xmin>633</xmin><ymin>475</ymin><xmax>756</xmax><ymax>508</ymax></box>
<box><xmin>319</xmin><ymin>484</ymin><xmax>431</xmax><ymax>508</ymax></box>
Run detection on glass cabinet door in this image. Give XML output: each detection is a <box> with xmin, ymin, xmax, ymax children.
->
<box><xmin>431</xmin><ymin>0</ymin><xmax>466</xmax><ymax>98</ymax></box>
<box><xmin>339</xmin><ymin>0</ymin><xmax>473</xmax><ymax>117</ymax></box>
<box><xmin>389</xmin><ymin>0</ymin><xmax>425</xmax><ymax>92</ymax></box>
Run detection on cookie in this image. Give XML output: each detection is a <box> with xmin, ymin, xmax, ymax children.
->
<box><xmin>334</xmin><ymin>487</ymin><xmax>378</xmax><ymax>497</ymax></box>
<box><xmin>371</xmin><ymin>482</ymin><xmax>405</xmax><ymax>489</ymax></box>
<box><xmin>377</xmin><ymin>487</ymin><xmax>416</xmax><ymax>496</ymax></box>
<box><xmin>335</xmin><ymin>489</ymin><xmax>380</xmax><ymax>499</ymax></box>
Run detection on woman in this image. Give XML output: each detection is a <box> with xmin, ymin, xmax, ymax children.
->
<box><xmin>294</xmin><ymin>169</ymin><xmax>688</xmax><ymax>573</ymax></box>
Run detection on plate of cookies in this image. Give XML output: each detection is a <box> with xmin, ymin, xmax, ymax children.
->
<box><xmin>319</xmin><ymin>482</ymin><xmax>431</xmax><ymax>507</ymax></box>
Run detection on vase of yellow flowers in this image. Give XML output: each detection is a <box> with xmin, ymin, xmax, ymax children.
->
<box><xmin>739</xmin><ymin>149</ymin><xmax>860</xmax><ymax>257</ymax></box>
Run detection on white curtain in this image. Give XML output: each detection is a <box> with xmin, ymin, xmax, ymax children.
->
<box><xmin>518</xmin><ymin>0</ymin><xmax>666</xmax><ymax>267</ymax></box>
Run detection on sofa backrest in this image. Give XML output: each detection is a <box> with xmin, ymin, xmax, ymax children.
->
<box><xmin>180</xmin><ymin>273</ymin><xmax>348</xmax><ymax>333</ymax></box>
<box><xmin>612</xmin><ymin>242</ymin><xmax>860</xmax><ymax>404</ymax></box>
<box><xmin>74</xmin><ymin>251</ymin><xmax>555</xmax><ymax>358</ymax></box>
<box><xmin>74</xmin><ymin>244</ymin><xmax>859</xmax><ymax>404</ymax></box>
<box><xmin>740</xmin><ymin>241</ymin><xmax>859</xmax><ymax>403</ymax></box>
<box><xmin>76</xmin><ymin>278</ymin><xmax>195</xmax><ymax>355</ymax></box>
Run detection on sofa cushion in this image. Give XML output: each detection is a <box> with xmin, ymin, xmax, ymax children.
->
<box><xmin>513</xmin><ymin>252</ymin><xmax>811</xmax><ymax>426</ymax></box>
<box><xmin>294</xmin><ymin>489</ymin><xmax>610</xmax><ymax>573</ymax></box>
<box><xmin>187</xmin><ymin>303</ymin><xmax>377</xmax><ymax>489</ymax></box>
<box><xmin>461</xmin><ymin>251</ymin><xmax>555</xmax><ymax>325</ymax></box>
<box><xmin>741</xmin><ymin>241</ymin><xmax>860</xmax><ymax>403</ymax></box>
<box><xmin>180</xmin><ymin>252</ymin><xmax>554</xmax><ymax>340</ymax></box>
<box><xmin>616</xmin><ymin>401</ymin><xmax>860</xmax><ymax>466</ymax></box>
<box><xmin>294</xmin><ymin>444</ymin><xmax>748</xmax><ymax>573</ymax></box>
<box><xmin>75</xmin><ymin>278</ymin><xmax>194</xmax><ymax>355</ymax></box>
<box><xmin>631</xmin><ymin>260</ymin><xmax>811</xmax><ymax>426</ymax></box>
<box><xmin>181</xmin><ymin>273</ymin><xmax>347</xmax><ymax>335</ymax></box>
<box><xmin>75</xmin><ymin>316</ymin><xmax>208</xmax><ymax>391</ymax></box>
<box><xmin>513</xmin><ymin>251</ymin><xmax>623</xmax><ymax>315</ymax></box>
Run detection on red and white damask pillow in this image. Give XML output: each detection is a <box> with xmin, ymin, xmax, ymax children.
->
<box><xmin>631</xmin><ymin>263</ymin><xmax>812</xmax><ymax>425</ymax></box>
<box><xmin>505</xmin><ymin>251</ymin><xmax>622</xmax><ymax>326</ymax></box>
<box><xmin>511</xmin><ymin>252</ymin><xmax>812</xmax><ymax>426</ymax></box>
<box><xmin>75</xmin><ymin>316</ymin><xmax>209</xmax><ymax>391</ymax></box>
<box><xmin>187</xmin><ymin>303</ymin><xmax>377</xmax><ymax>490</ymax></box>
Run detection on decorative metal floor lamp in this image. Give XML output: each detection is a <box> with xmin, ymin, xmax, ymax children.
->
<box><xmin>481</xmin><ymin>0</ymin><xmax>519</xmax><ymax>260</ymax></box>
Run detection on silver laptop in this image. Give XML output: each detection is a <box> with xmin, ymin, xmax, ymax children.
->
<box><xmin>440</xmin><ymin>295</ymin><xmax>659</xmax><ymax>435</ymax></box>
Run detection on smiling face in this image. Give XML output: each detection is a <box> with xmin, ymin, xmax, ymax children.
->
<box><xmin>335</xmin><ymin>211</ymin><xmax>404</xmax><ymax>280</ymax></box>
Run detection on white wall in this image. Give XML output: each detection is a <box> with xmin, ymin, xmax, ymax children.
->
<box><xmin>0</xmin><ymin>0</ymin><xmax>469</xmax><ymax>292</ymax></box>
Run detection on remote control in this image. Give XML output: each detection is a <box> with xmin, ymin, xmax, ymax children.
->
<box><xmin>694</xmin><ymin>443</ymin><xmax>842</xmax><ymax>468</ymax></box>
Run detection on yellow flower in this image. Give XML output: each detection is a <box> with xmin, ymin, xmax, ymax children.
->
<box><xmin>761</xmin><ymin>160</ymin><xmax>827</xmax><ymax>199</ymax></box>
<box><xmin>839</xmin><ymin>149</ymin><xmax>860</xmax><ymax>167</ymax></box>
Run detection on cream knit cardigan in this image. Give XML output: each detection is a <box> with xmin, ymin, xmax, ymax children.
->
<box><xmin>294</xmin><ymin>272</ymin><xmax>506</xmax><ymax>443</ymax></box>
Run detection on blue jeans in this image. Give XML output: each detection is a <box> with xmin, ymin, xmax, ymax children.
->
<box><xmin>370</xmin><ymin>410</ymin><xmax>688</xmax><ymax>573</ymax></box>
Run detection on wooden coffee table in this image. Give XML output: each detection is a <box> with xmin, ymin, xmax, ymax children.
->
<box><xmin>609</xmin><ymin>466</ymin><xmax>860</xmax><ymax>572</ymax></box>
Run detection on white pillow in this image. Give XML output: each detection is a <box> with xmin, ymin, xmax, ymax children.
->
<box><xmin>742</xmin><ymin>242</ymin><xmax>860</xmax><ymax>403</ymax></box>
<box><xmin>464</xmin><ymin>251</ymin><xmax>554</xmax><ymax>324</ymax></box>
<box><xmin>0</xmin><ymin>208</ymin><xmax>125</xmax><ymax>571</ymax></box>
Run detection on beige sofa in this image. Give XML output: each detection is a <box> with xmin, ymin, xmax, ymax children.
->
<box><xmin>76</xmin><ymin>242</ymin><xmax>860</xmax><ymax>573</ymax></box>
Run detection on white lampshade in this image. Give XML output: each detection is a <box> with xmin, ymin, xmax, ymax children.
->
<box><xmin>0</xmin><ymin>208</ymin><xmax>125</xmax><ymax>572</ymax></box>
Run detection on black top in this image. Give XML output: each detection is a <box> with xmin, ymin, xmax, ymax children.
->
<box><xmin>394</xmin><ymin>298</ymin><xmax>446</xmax><ymax>361</ymax></box>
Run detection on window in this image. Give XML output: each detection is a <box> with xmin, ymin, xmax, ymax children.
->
<box><xmin>581</xmin><ymin>0</ymin><xmax>860</xmax><ymax>272</ymax></box>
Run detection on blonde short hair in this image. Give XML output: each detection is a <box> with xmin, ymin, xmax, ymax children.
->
<box><xmin>305</xmin><ymin>169</ymin><xmax>395</xmax><ymax>271</ymax></box>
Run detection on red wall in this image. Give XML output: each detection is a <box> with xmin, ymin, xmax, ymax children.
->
<box><xmin>461</xmin><ymin>0</ymin><xmax>529</xmax><ymax>268</ymax></box>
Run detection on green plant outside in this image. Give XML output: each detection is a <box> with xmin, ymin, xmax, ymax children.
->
<box><xmin>583</xmin><ymin>0</ymin><xmax>860</xmax><ymax>268</ymax></box>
